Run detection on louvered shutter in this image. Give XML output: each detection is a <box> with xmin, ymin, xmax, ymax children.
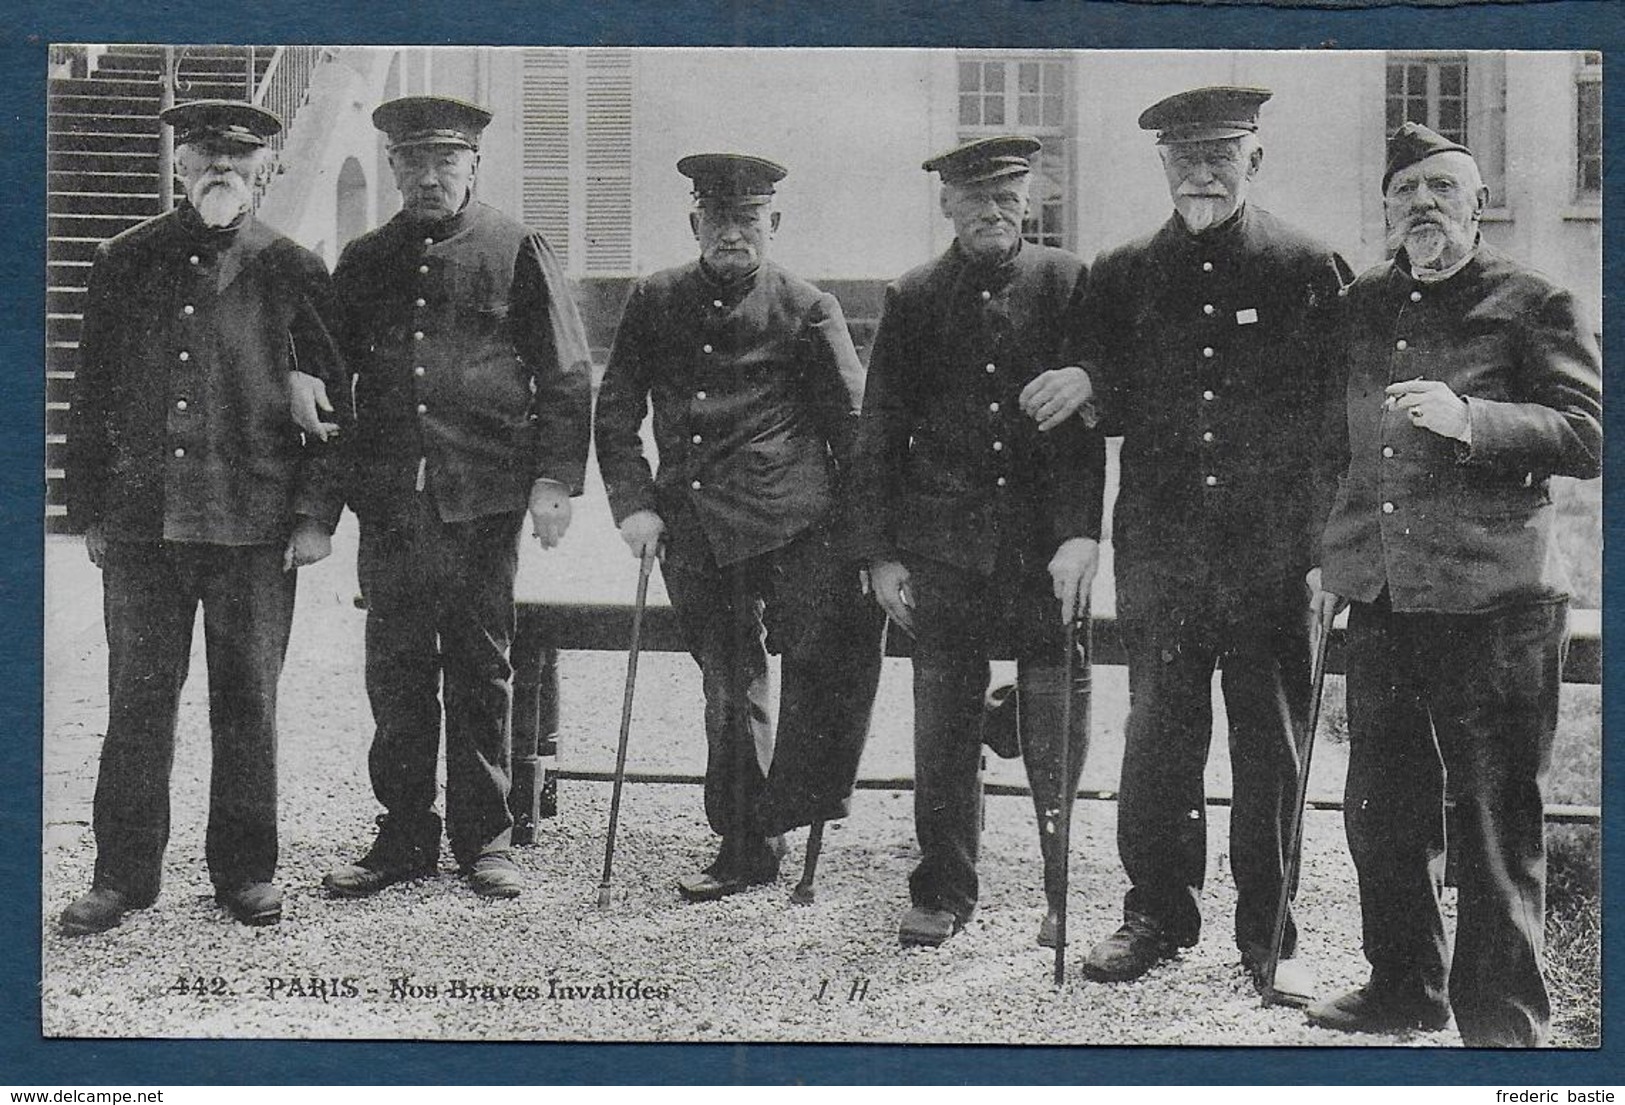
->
<box><xmin>521</xmin><ymin>48</ymin><xmax>571</xmax><ymax>266</ymax></box>
<box><xmin>583</xmin><ymin>50</ymin><xmax>633</xmax><ymax>273</ymax></box>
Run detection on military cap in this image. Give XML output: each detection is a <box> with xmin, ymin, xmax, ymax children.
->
<box><xmin>1138</xmin><ymin>86</ymin><xmax>1273</xmax><ymax>144</ymax></box>
<box><xmin>677</xmin><ymin>153</ymin><xmax>787</xmax><ymax>205</ymax></box>
<box><xmin>922</xmin><ymin>135</ymin><xmax>1040</xmax><ymax>185</ymax></box>
<box><xmin>1383</xmin><ymin>121</ymin><xmax>1473</xmax><ymax>191</ymax></box>
<box><xmin>160</xmin><ymin>99</ymin><xmax>282</xmax><ymax>149</ymax></box>
<box><xmin>373</xmin><ymin>95</ymin><xmax>493</xmax><ymax>152</ymax></box>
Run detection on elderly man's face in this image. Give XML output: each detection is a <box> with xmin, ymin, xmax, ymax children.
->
<box><xmin>941</xmin><ymin>176</ymin><xmax>1030</xmax><ymax>262</ymax></box>
<box><xmin>1159</xmin><ymin>136</ymin><xmax>1262</xmax><ymax>233</ymax></box>
<box><xmin>389</xmin><ymin>144</ymin><xmax>478</xmax><ymax>221</ymax></box>
<box><xmin>690</xmin><ymin>201</ymin><xmax>778</xmax><ymax>279</ymax></box>
<box><xmin>1384</xmin><ymin>151</ymin><xmax>1487</xmax><ymax>270</ymax></box>
<box><xmin>175</xmin><ymin>139</ymin><xmax>266</xmax><ymax>228</ymax></box>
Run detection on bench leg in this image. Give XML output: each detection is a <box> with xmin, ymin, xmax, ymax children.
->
<box><xmin>510</xmin><ymin>634</ymin><xmax>559</xmax><ymax>843</ymax></box>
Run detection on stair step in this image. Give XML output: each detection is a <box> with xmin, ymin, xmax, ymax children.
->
<box><xmin>46</xmin><ymin>237</ymin><xmax>107</xmax><ymax>263</ymax></box>
<box><xmin>49</xmin><ymin>191</ymin><xmax>162</xmax><ymax>216</ymax></box>
<box><xmin>48</xmin><ymin>169</ymin><xmax>161</xmax><ymax>194</ymax></box>
<box><xmin>48</xmin><ymin>148</ymin><xmax>159</xmax><ymax>171</ymax></box>
<box><xmin>49</xmin><ymin>93</ymin><xmax>162</xmax><ymax>116</ymax></box>
<box><xmin>49</xmin><ymin>112</ymin><xmax>161</xmax><ymax>136</ymax></box>
<box><xmin>47</xmin><ymin>287</ymin><xmax>87</xmax><ymax>313</ymax></box>
<box><xmin>46</xmin><ymin>348</ymin><xmax>82</xmax><ymax>375</ymax></box>
<box><xmin>48</xmin><ymin>261</ymin><xmax>93</xmax><ymax>288</ymax></box>
<box><xmin>47</xmin><ymin>375</ymin><xmax>77</xmax><ymax>406</ymax></box>
<box><xmin>47</xmin><ymin>314</ymin><xmax>83</xmax><ymax>345</ymax></box>
<box><xmin>46</xmin><ymin>442</ymin><xmax>70</xmax><ymax>474</ymax></box>
<box><xmin>49</xmin><ymin>211</ymin><xmax>152</xmax><ymax>239</ymax></box>
<box><xmin>47</xmin><ymin>131</ymin><xmax>160</xmax><ymax>156</ymax></box>
<box><xmin>46</xmin><ymin>406</ymin><xmax>73</xmax><ymax>437</ymax></box>
<box><xmin>49</xmin><ymin>76</ymin><xmax>161</xmax><ymax>99</ymax></box>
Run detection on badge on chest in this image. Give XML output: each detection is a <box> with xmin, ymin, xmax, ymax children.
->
<box><xmin>1235</xmin><ymin>307</ymin><xmax>1259</xmax><ymax>326</ymax></box>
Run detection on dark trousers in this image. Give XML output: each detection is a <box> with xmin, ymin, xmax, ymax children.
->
<box><xmin>1344</xmin><ymin>595</ymin><xmax>1565</xmax><ymax>1048</ymax></box>
<box><xmin>358</xmin><ymin>501</ymin><xmax>523</xmax><ymax>867</ymax></box>
<box><xmin>92</xmin><ymin>540</ymin><xmax>295</xmax><ymax>901</ymax></box>
<box><xmin>906</xmin><ymin>555</ymin><xmax>1090</xmax><ymax>923</ymax></box>
<box><xmin>1114</xmin><ymin>572</ymin><xmax>1309</xmax><ymax>961</ymax></box>
<box><xmin>662</xmin><ymin>526</ymin><xmax>884</xmax><ymax>841</ymax></box>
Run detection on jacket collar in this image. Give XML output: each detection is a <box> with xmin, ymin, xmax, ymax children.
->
<box><xmin>393</xmin><ymin>197</ymin><xmax>481</xmax><ymax>244</ymax></box>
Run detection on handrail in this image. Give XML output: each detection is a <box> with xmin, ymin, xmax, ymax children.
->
<box><xmin>248</xmin><ymin>46</ymin><xmax>324</xmax><ymax>195</ymax></box>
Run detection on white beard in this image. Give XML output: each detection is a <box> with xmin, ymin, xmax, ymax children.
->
<box><xmin>1403</xmin><ymin>224</ymin><xmax>1450</xmax><ymax>269</ymax></box>
<box><xmin>1175</xmin><ymin>195</ymin><xmax>1228</xmax><ymax>233</ymax></box>
<box><xmin>192</xmin><ymin>179</ymin><xmax>250</xmax><ymax>228</ymax></box>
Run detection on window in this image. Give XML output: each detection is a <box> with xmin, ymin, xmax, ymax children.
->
<box><xmin>1577</xmin><ymin>52</ymin><xmax>1601</xmax><ymax>198</ymax></box>
<box><xmin>1384</xmin><ymin>52</ymin><xmax>1506</xmax><ymax>208</ymax></box>
<box><xmin>956</xmin><ymin>55</ymin><xmax>1072</xmax><ymax>249</ymax></box>
<box><xmin>1386</xmin><ymin>55</ymin><xmax>1469</xmax><ymax>146</ymax></box>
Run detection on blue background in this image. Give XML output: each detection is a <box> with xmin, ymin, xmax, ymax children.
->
<box><xmin>5</xmin><ymin>0</ymin><xmax>1622</xmax><ymax>1085</ymax></box>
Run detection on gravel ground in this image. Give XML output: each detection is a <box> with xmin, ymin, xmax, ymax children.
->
<box><xmin>40</xmin><ymin>483</ymin><xmax>1586</xmax><ymax>1047</ymax></box>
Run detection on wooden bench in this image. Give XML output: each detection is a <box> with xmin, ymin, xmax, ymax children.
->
<box><xmin>505</xmin><ymin>550</ymin><xmax>1601</xmax><ymax>841</ymax></box>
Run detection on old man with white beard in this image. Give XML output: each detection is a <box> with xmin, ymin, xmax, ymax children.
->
<box><xmin>1306</xmin><ymin>123</ymin><xmax>1602</xmax><ymax>1047</ymax></box>
<box><xmin>1022</xmin><ymin>87</ymin><xmax>1351</xmax><ymax>991</ymax></box>
<box><xmin>61</xmin><ymin>101</ymin><xmax>348</xmax><ymax>934</ymax></box>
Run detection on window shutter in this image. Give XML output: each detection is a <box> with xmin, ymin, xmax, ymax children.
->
<box><xmin>584</xmin><ymin>50</ymin><xmax>633</xmax><ymax>273</ymax></box>
<box><xmin>521</xmin><ymin>48</ymin><xmax>571</xmax><ymax>265</ymax></box>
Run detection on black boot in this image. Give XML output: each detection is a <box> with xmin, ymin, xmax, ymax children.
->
<box><xmin>323</xmin><ymin>812</ymin><xmax>442</xmax><ymax>897</ymax></box>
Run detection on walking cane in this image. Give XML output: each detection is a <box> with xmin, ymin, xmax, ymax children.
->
<box><xmin>1053</xmin><ymin>611</ymin><xmax>1087</xmax><ymax>986</ymax></box>
<box><xmin>597</xmin><ymin>546</ymin><xmax>658</xmax><ymax>909</ymax></box>
<box><xmin>1261</xmin><ymin>600</ymin><xmax>1337</xmax><ymax>1006</ymax></box>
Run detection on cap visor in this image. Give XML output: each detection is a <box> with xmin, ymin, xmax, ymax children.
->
<box><xmin>947</xmin><ymin>163</ymin><xmax>1032</xmax><ymax>185</ymax></box>
<box><xmin>1158</xmin><ymin>125</ymin><xmax>1254</xmax><ymax>144</ymax></box>
<box><xmin>388</xmin><ymin>136</ymin><xmax>477</xmax><ymax>151</ymax></box>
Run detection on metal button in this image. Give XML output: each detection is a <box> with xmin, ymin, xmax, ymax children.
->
<box><xmin>696</xmin><ymin>391</ymin><xmax>707</xmax><ymax>400</ymax></box>
<box><xmin>418</xmin><ymin>264</ymin><xmax>430</xmax><ymax>275</ymax></box>
<box><xmin>691</xmin><ymin>434</ymin><xmax>702</xmax><ymax>444</ymax></box>
<box><xmin>702</xmin><ymin>344</ymin><xmax>713</xmax><ymax>354</ymax></box>
<box><xmin>992</xmin><ymin>441</ymin><xmax>1003</xmax><ymax>452</ymax></box>
<box><xmin>1203</xmin><ymin>304</ymin><xmax>1215</xmax><ymax>316</ymax></box>
<box><xmin>985</xmin><ymin>363</ymin><xmax>996</xmax><ymax>374</ymax></box>
<box><xmin>414</xmin><ymin>331</ymin><xmax>425</xmax><ymax>341</ymax></box>
<box><xmin>691</xmin><ymin>480</ymin><xmax>702</xmax><ymax>490</ymax></box>
<box><xmin>175</xmin><ymin>399</ymin><xmax>187</xmax><ymax>411</ymax></box>
<box><xmin>415</xmin><ymin>298</ymin><xmax>426</xmax><ymax>308</ymax></box>
<box><xmin>989</xmin><ymin>402</ymin><xmax>1000</xmax><ymax>413</ymax></box>
<box><xmin>1383</xmin><ymin>446</ymin><xmax>1394</xmax><ymax>458</ymax></box>
<box><xmin>178</xmin><ymin>351</ymin><xmax>190</xmax><ymax>362</ymax></box>
<box><xmin>1382</xmin><ymin>501</ymin><xmax>1395</xmax><ymax>514</ymax></box>
<box><xmin>713</xmin><ymin>299</ymin><xmax>724</xmax><ymax>308</ymax></box>
<box><xmin>1203</xmin><ymin>389</ymin><xmax>1215</xmax><ymax>401</ymax></box>
<box><xmin>1410</xmin><ymin>290</ymin><xmax>1423</xmax><ymax>303</ymax></box>
<box><xmin>1205</xmin><ymin>475</ymin><xmax>1217</xmax><ymax>487</ymax></box>
<box><xmin>173</xmin><ymin>447</ymin><xmax>185</xmax><ymax>458</ymax></box>
<box><xmin>1202</xmin><ymin>347</ymin><xmax>1214</xmax><ymax>358</ymax></box>
<box><xmin>1202</xmin><ymin>261</ymin><xmax>1214</xmax><ymax>272</ymax></box>
<box><xmin>188</xmin><ymin>255</ymin><xmax>200</xmax><ymax>265</ymax></box>
<box><xmin>996</xmin><ymin>477</ymin><xmax>1007</xmax><ymax>487</ymax></box>
<box><xmin>182</xmin><ymin>305</ymin><xmax>195</xmax><ymax>316</ymax></box>
<box><xmin>980</xmin><ymin>290</ymin><xmax>991</xmax><ymax>301</ymax></box>
<box><xmin>416</xmin><ymin>403</ymin><xmax>427</xmax><ymax>414</ymax></box>
<box><xmin>424</xmin><ymin>237</ymin><xmax>435</xmax><ymax>246</ymax></box>
<box><xmin>1395</xmin><ymin>339</ymin><xmax>1408</xmax><ymax>351</ymax></box>
<box><xmin>414</xmin><ymin>366</ymin><xmax>426</xmax><ymax>377</ymax></box>
<box><xmin>1202</xmin><ymin>431</ymin><xmax>1214</xmax><ymax>442</ymax></box>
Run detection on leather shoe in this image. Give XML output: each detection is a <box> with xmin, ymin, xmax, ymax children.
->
<box><xmin>60</xmin><ymin>888</ymin><xmax>139</xmax><ymax>936</ymax></box>
<box><xmin>467</xmin><ymin>852</ymin><xmax>524</xmax><ymax>898</ymax></box>
<box><xmin>1306</xmin><ymin>983</ymin><xmax>1451</xmax><ymax>1034</ymax></box>
<box><xmin>323</xmin><ymin>814</ymin><xmax>441</xmax><ymax>898</ymax></box>
<box><xmin>1082</xmin><ymin>912</ymin><xmax>1176</xmax><ymax>982</ymax></box>
<box><xmin>899</xmin><ymin>904</ymin><xmax>961</xmax><ymax>947</ymax></box>
<box><xmin>677</xmin><ymin>836</ymin><xmax>783</xmax><ymax>902</ymax></box>
<box><xmin>215</xmin><ymin>882</ymin><xmax>283</xmax><ymax>926</ymax></box>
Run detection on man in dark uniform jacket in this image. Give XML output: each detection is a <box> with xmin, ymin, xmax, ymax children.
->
<box><xmin>1029</xmin><ymin>87</ymin><xmax>1352</xmax><ymax>987</ymax></box>
<box><xmin>321</xmin><ymin>97</ymin><xmax>593</xmax><ymax>900</ymax></box>
<box><xmin>1306</xmin><ymin>125</ymin><xmax>1602</xmax><ymax>1047</ymax></box>
<box><xmin>595</xmin><ymin>154</ymin><xmax>883</xmax><ymax>901</ymax></box>
<box><xmin>848</xmin><ymin>136</ymin><xmax>1103</xmax><ymax>948</ymax></box>
<box><xmin>61</xmin><ymin>101</ymin><xmax>346</xmax><ymax>934</ymax></box>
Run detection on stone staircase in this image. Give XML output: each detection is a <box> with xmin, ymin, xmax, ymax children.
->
<box><xmin>46</xmin><ymin>46</ymin><xmax>274</xmax><ymax>532</ymax></box>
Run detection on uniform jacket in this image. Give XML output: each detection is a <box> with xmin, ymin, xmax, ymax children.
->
<box><xmin>1072</xmin><ymin>204</ymin><xmax>1351</xmax><ymax>595</ymax></box>
<box><xmin>595</xmin><ymin>258</ymin><xmax>866</xmax><ymax>570</ymax></box>
<box><xmin>1319</xmin><ymin>245</ymin><xmax>1602</xmax><ymax>614</ymax></box>
<box><xmin>66</xmin><ymin>202</ymin><xmax>347</xmax><ymax>543</ymax></box>
<box><xmin>846</xmin><ymin>240</ymin><xmax>1104</xmax><ymax>577</ymax></box>
<box><xmin>334</xmin><ymin>201</ymin><xmax>593</xmax><ymax>525</ymax></box>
